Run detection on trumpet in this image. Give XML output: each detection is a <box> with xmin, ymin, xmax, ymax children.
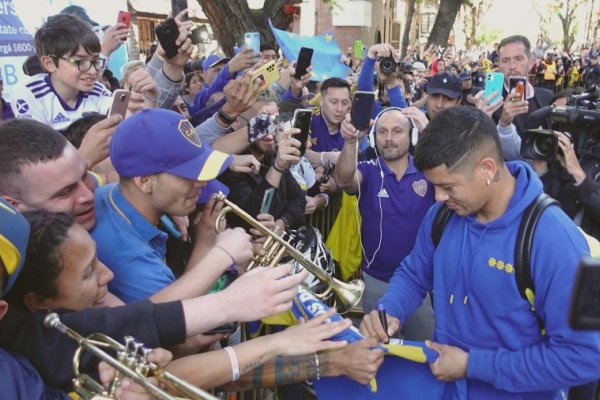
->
<box><xmin>44</xmin><ymin>313</ymin><xmax>217</xmax><ymax>400</ymax></box>
<box><xmin>214</xmin><ymin>192</ymin><xmax>364</xmax><ymax>314</ymax></box>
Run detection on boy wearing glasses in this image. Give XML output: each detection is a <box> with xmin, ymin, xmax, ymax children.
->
<box><xmin>11</xmin><ymin>15</ymin><xmax>115</xmax><ymax>131</ymax></box>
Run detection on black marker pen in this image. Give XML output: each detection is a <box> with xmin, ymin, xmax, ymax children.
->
<box><xmin>377</xmin><ymin>304</ymin><xmax>389</xmax><ymax>343</ymax></box>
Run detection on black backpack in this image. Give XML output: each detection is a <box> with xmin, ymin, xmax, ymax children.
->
<box><xmin>431</xmin><ymin>193</ymin><xmax>559</xmax><ymax>334</ymax></box>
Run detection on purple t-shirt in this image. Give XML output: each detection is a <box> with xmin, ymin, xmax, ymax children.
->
<box><xmin>357</xmin><ymin>155</ymin><xmax>435</xmax><ymax>281</ymax></box>
<box><xmin>309</xmin><ymin>113</ymin><xmax>344</xmax><ymax>152</ymax></box>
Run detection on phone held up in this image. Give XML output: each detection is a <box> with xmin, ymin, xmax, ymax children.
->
<box><xmin>244</xmin><ymin>32</ymin><xmax>260</xmax><ymax>53</ymax></box>
<box><xmin>117</xmin><ymin>10</ymin><xmax>131</xmax><ymax>29</ymax></box>
<box><xmin>260</xmin><ymin>188</ymin><xmax>275</xmax><ymax>215</ymax></box>
<box><xmin>294</xmin><ymin>47</ymin><xmax>314</xmax><ymax>79</ymax></box>
<box><xmin>484</xmin><ymin>72</ymin><xmax>504</xmax><ymax>104</ymax></box>
<box><xmin>292</xmin><ymin>109</ymin><xmax>313</xmax><ymax>156</ymax></box>
<box><xmin>509</xmin><ymin>76</ymin><xmax>527</xmax><ymax>102</ymax></box>
<box><xmin>108</xmin><ymin>89</ymin><xmax>131</xmax><ymax>119</ymax></box>
<box><xmin>249</xmin><ymin>60</ymin><xmax>280</xmax><ymax>93</ymax></box>
<box><xmin>155</xmin><ymin>17</ymin><xmax>180</xmax><ymax>59</ymax></box>
<box><xmin>351</xmin><ymin>91</ymin><xmax>376</xmax><ymax>131</ymax></box>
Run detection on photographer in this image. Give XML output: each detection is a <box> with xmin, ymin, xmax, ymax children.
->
<box><xmin>356</xmin><ymin>43</ymin><xmax>408</xmax><ymax>117</ymax></box>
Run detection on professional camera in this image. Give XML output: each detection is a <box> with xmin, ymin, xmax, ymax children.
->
<box><xmin>378</xmin><ymin>57</ymin><xmax>397</xmax><ymax>74</ymax></box>
<box><xmin>520</xmin><ymin>129</ymin><xmax>573</xmax><ymax>161</ymax></box>
<box><xmin>521</xmin><ymin>88</ymin><xmax>600</xmax><ymax>160</ymax></box>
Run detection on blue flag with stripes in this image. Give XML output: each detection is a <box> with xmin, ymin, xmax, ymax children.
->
<box><xmin>268</xmin><ymin>19</ymin><xmax>352</xmax><ymax>82</ymax></box>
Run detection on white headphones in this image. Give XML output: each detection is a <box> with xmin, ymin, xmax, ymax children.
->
<box><xmin>367</xmin><ymin>107</ymin><xmax>419</xmax><ymax>154</ymax></box>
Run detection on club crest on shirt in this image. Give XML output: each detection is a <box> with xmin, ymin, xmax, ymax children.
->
<box><xmin>412</xmin><ymin>179</ymin><xmax>428</xmax><ymax>197</ymax></box>
<box><xmin>178</xmin><ymin>119</ymin><xmax>202</xmax><ymax>148</ymax></box>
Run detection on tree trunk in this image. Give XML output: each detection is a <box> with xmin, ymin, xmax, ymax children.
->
<box><xmin>196</xmin><ymin>0</ymin><xmax>301</xmax><ymax>57</ymax></box>
<box><xmin>401</xmin><ymin>0</ymin><xmax>417</xmax><ymax>58</ymax></box>
<box><xmin>426</xmin><ymin>0</ymin><xmax>465</xmax><ymax>47</ymax></box>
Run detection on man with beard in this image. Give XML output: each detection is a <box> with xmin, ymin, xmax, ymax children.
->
<box><xmin>220</xmin><ymin>117</ymin><xmax>306</xmax><ymax>235</ymax></box>
<box><xmin>335</xmin><ymin>108</ymin><xmax>435</xmax><ymax>340</ymax></box>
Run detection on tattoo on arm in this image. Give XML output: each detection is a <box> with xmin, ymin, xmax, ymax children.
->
<box><xmin>222</xmin><ymin>354</ymin><xmax>328</xmax><ymax>391</ymax></box>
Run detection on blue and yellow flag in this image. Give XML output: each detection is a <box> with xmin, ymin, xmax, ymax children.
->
<box><xmin>268</xmin><ymin>19</ymin><xmax>352</xmax><ymax>82</ymax></box>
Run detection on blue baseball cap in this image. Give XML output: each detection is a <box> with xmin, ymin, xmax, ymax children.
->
<box><xmin>428</xmin><ymin>72</ymin><xmax>462</xmax><ymax>99</ymax></box>
<box><xmin>110</xmin><ymin>109</ymin><xmax>233</xmax><ymax>181</ymax></box>
<box><xmin>202</xmin><ymin>54</ymin><xmax>229</xmax><ymax>71</ymax></box>
<box><xmin>0</xmin><ymin>198</ymin><xmax>29</xmax><ymax>298</ymax></box>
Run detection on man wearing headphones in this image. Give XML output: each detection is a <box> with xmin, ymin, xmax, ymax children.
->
<box><xmin>335</xmin><ymin>108</ymin><xmax>435</xmax><ymax>340</ymax></box>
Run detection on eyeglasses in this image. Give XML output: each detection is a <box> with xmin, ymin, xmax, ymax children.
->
<box><xmin>53</xmin><ymin>56</ymin><xmax>106</xmax><ymax>72</ymax></box>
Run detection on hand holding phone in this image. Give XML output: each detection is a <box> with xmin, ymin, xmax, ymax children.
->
<box><xmin>260</xmin><ymin>188</ymin><xmax>275</xmax><ymax>214</ymax></box>
<box><xmin>249</xmin><ymin>60</ymin><xmax>280</xmax><ymax>93</ymax></box>
<box><xmin>351</xmin><ymin>91</ymin><xmax>376</xmax><ymax>131</ymax></box>
<box><xmin>108</xmin><ymin>90</ymin><xmax>131</xmax><ymax>119</ymax></box>
<box><xmin>155</xmin><ymin>17</ymin><xmax>180</xmax><ymax>59</ymax></box>
<box><xmin>244</xmin><ymin>32</ymin><xmax>260</xmax><ymax>54</ymax></box>
<box><xmin>509</xmin><ymin>76</ymin><xmax>527</xmax><ymax>102</ymax></box>
<box><xmin>294</xmin><ymin>47</ymin><xmax>314</xmax><ymax>79</ymax></box>
<box><xmin>484</xmin><ymin>72</ymin><xmax>504</xmax><ymax>104</ymax></box>
<box><xmin>117</xmin><ymin>11</ymin><xmax>131</xmax><ymax>29</ymax></box>
<box><xmin>292</xmin><ymin>109</ymin><xmax>313</xmax><ymax>155</ymax></box>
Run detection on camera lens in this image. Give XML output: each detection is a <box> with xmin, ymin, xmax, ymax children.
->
<box><xmin>119</xmin><ymin>94</ymin><xmax>127</xmax><ymax>102</ymax></box>
<box><xmin>379</xmin><ymin>57</ymin><xmax>397</xmax><ymax>75</ymax></box>
<box><xmin>533</xmin><ymin>135</ymin><xmax>556</xmax><ymax>158</ymax></box>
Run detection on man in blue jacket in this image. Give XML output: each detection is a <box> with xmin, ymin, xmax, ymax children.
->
<box><xmin>360</xmin><ymin>106</ymin><xmax>600</xmax><ymax>399</ymax></box>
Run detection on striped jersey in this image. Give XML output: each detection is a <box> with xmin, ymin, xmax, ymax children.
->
<box><xmin>11</xmin><ymin>73</ymin><xmax>112</xmax><ymax>131</ymax></box>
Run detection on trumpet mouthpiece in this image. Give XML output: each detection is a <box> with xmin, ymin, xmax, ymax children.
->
<box><xmin>43</xmin><ymin>313</ymin><xmax>60</xmax><ymax>329</ymax></box>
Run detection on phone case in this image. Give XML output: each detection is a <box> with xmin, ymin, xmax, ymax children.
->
<box><xmin>293</xmin><ymin>109</ymin><xmax>313</xmax><ymax>155</ymax></box>
<box><xmin>509</xmin><ymin>76</ymin><xmax>527</xmax><ymax>101</ymax></box>
<box><xmin>108</xmin><ymin>90</ymin><xmax>131</xmax><ymax>119</ymax></box>
<box><xmin>244</xmin><ymin>32</ymin><xmax>260</xmax><ymax>53</ymax></box>
<box><xmin>351</xmin><ymin>91</ymin><xmax>375</xmax><ymax>131</ymax></box>
<box><xmin>260</xmin><ymin>188</ymin><xmax>275</xmax><ymax>214</ymax></box>
<box><xmin>294</xmin><ymin>47</ymin><xmax>314</xmax><ymax>79</ymax></box>
<box><xmin>250</xmin><ymin>60</ymin><xmax>280</xmax><ymax>93</ymax></box>
<box><xmin>484</xmin><ymin>72</ymin><xmax>504</xmax><ymax>104</ymax></box>
<box><xmin>155</xmin><ymin>18</ymin><xmax>180</xmax><ymax>59</ymax></box>
<box><xmin>117</xmin><ymin>11</ymin><xmax>131</xmax><ymax>29</ymax></box>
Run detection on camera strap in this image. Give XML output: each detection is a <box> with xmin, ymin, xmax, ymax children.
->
<box><xmin>432</xmin><ymin>193</ymin><xmax>559</xmax><ymax>335</ymax></box>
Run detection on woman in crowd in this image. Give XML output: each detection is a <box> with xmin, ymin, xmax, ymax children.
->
<box><xmin>4</xmin><ymin>211</ymin><xmax>361</xmax><ymax>392</ymax></box>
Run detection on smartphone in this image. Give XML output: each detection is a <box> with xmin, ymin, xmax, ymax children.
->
<box><xmin>203</xmin><ymin>321</ymin><xmax>238</xmax><ymax>335</ymax></box>
<box><xmin>159</xmin><ymin>215</ymin><xmax>182</xmax><ymax>240</ymax></box>
<box><xmin>509</xmin><ymin>76</ymin><xmax>527</xmax><ymax>102</ymax></box>
<box><xmin>249</xmin><ymin>60</ymin><xmax>280</xmax><ymax>93</ymax></box>
<box><xmin>294</xmin><ymin>47</ymin><xmax>313</xmax><ymax>79</ymax></box>
<box><xmin>108</xmin><ymin>89</ymin><xmax>131</xmax><ymax>119</ymax></box>
<box><xmin>292</xmin><ymin>109</ymin><xmax>313</xmax><ymax>156</ymax></box>
<box><xmin>350</xmin><ymin>91</ymin><xmax>376</xmax><ymax>131</ymax></box>
<box><xmin>117</xmin><ymin>11</ymin><xmax>131</xmax><ymax>29</ymax></box>
<box><xmin>155</xmin><ymin>17</ymin><xmax>180</xmax><ymax>59</ymax></box>
<box><xmin>260</xmin><ymin>188</ymin><xmax>275</xmax><ymax>214</ymax></box>
<box><xmin>353</xmin><ymin>40</ymin><xmax>363</xmax><ymax>59</ymax></box>
<box><xmin>484</xmin><ymin>72</ymin><xmax>504</xmax><ymax>104</ymax></box>
<box><xmin>244</xmin><ymin>32</ymin><xmax>260</xmax><ymax>53</ymax></box>
<box><xmin>569</xmin><ymin>257</ymin><xmax>600</xmax><ymax>330</ymax></box>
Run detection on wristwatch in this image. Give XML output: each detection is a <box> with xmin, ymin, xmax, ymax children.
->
<box><xmin>217</xmin><ymin>109</ymin><xmax>235</xmax><ymax>126</ymax></box>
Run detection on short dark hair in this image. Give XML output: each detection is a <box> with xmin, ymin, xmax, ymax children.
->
<box><xmin>498</xmin><ymin>35</ymin><xmax>531</xmax><ymax>58</ymax></box>
<box><xmin>260</xmin><ymin>44</ymin><xmax>277</xmax><ymax>53</ymax></box>
<box><xmin>35</xmin><ymin>14</ymin><xmax>101</xmax><ymax>60</ymax></box>
<box><xmin>320</xmin><ymin>77</ymin><xmax>351</xmax><ymax>96</ymax></box>
<box><xmin>64</xmin><ymin>113</ymin><xmax>106</xmax><ymax>149</ymax></box>
<box><xmin>0</xmin><ymin>119</ymin><xmax>67</xmax><ymax>198</ymax></box>
<box><xmin>5</xmin><ymin>211</ymin><xmax>74</xmax><ymax>310</ymax></box>
<box><xmin>414</xmin><ymin>106</ymin><xmax>503</xmax><ymax>172</ymax></box>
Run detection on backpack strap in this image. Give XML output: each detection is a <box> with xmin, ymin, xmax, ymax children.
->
<box><xmin>514</xmin><ymin>192</ymin><xmax>560</xmax><ymax>334</ymax></box>
<box><xmin>432</xmin><ymin>203</ymin><xmax>454</xmax><ymax>247</ymax></box>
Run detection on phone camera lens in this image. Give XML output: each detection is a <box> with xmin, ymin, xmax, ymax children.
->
<box><xmin>120</xmin><ymin>94</ymin><xmax>127</xmax><ymax>102</ymax></box>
